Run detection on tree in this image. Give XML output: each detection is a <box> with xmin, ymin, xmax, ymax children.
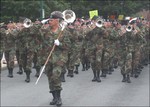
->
<box><xmin>0</xmin><ymin>0</ymin><xmax>149</xmax><ymax>23</ymax></box>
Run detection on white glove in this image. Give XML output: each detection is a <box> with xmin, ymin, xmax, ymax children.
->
<box><xmin>41</xmin><ymin>19</ymin><xmax>49</xmax><ymax>24</ymax></box>
<box><xmin>54</xmin><ymin>39</ymin><xmax>60</xmax><ymax>46</ymax></box>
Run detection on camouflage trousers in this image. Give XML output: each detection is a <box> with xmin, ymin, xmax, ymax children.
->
<box><xmin>46</xmin><ymin>62</ymin><xmax>63</xmax><ymax>92</ymax></box>
<box><xmin>102</xmin><ymin>49</ymin><xmax>110</xmax><ymax>70</ymax></box>
<box><xmin>132</xmin><ymin>49</ymin><xmax>141</xmax><ymax>70</ymax></box>
<box><xmin>81</xmin><ymin>48</ymin><xmax>90</xmax><ymax>69</ymax></box>
<box><xmin>107</xmin><ymin>48</ymin><xmax>115</xmax><ymax>69</ymax></box>
<box><xmin>86</xmin><ymin>49</ymin><xmax>103</xmax><ymax>71</ymax></box>
<box><xmin>140</xmin><ymin>46</ymin><xmax>149</xmax><ymax>64</ymax></box>
<box><xmin>67</xmin><ymin>49</ymin><xmax>81</xmax><ymax>71</ymax></box>
<box><xmin>119</xmin><ymin>51</ymin><xmax>132</xmax><ymax>75</ymax></box>
<box><xmin>19</xmin><ymin>48</ymin><xmax>34</xmax><ymax>72</ymax></box>
<box><xmin>5</xmin><ymin>50</ymin><xmax>15</xmax><ymax>69</ymax></box>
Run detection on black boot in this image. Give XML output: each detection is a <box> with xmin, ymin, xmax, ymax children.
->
<box><xmin>92</xmin><ymin>70</ymin><xmax>97</xmax><ymax>82</ymax></box>
<box><xmin>50</xmin><ymin>91</ymin><xmax>57</xmax><ymax>105</ymax></box>
<box><xmin>122</xmin><ymin>74</ymin><xmax>126</xmax><ymax>82</ymax></box>
<box><xmin>126</xmin><ymin>74</ymin><xmax>131</xmax><ymax>83</ymax></box>
<box><xmin>67</xmin><ymin>70</ymin><xmax>74</xmax><ymax>77</ymax></box>
<box><xmin>60</xmin><ymin>72</ymin><xmax>65</xmax><ymax>82</ymax></box>
<box><xmin>82</xmin><ymin>63</ymin><xmax>85</xmax><ymax>71</ymax></box>
<box><xmin>56</xmin><ymin>90</ymin><xmax>62</xmax><ymax>107</ymax></box>
<box><xmin>35</xmin><ymin>66</ymin><xmax>40</xmax><ymax>78</ymax></box>
<box><xmin>70</xmin><ymin>70</ymin><xmax>74</xmax><ymax>77</ymax></box>
<box><xmin>100</xmin><ymin>69</ymin><xmax>106</xmax><ymax>77</ymax></box>
<box><xmin>17</xmin><ymin>66</ymin><xmax>23</xmax><ymax>75</ymax></box>
<box><xmin>96</xmin><ymin>70</ymin><xmax>101</xmax><ymax>82</ymax></box>
<box><xmin>86</xmin><ymin>62</ymin><xmax>90</xmax><ymax>70</ymax></box>
<box><xmin>74</xmin><ymin>65</ymin><xmax>79</xmax><ymax>74</ymax></box>
<box><xmin>7</xmin><ymin>68</ymin><xmax>13</xmax><ymax>78</ymax></box>
<box><xmin>113</xmin><ymin>59</ymin><xmax>118</xmax><ymax>69</ymax></box>
<box><xmin>108</xmin><ymin>67</ymin><xmax>112</xmax><ymax>75</ymax></box>
<box><xmin>134</xmin><ymin>69</ymin><xmax>139</xmax><ymax>78</ymax></box>
<box><xmin>25</xmin><ymin>70</ymin><xmax>31</xmax><ymax>83</ymax></box>
<box><xmin>67</xmin><ymin>70</ymin><xmax>70</xmax><ymax>77</ymax></box>
<box><xmin>130</xmin><ymin>70</ymin><xmax>134</xmax><ymax>77</ymax></box>
<box><xmin>110</xmin><ymin>67</ymin><xmax>114</xmax><ymax>72</ymax></box>
<box><xmin>136</xmin><ymin>68</ymin><xmax>141</xmax><ymax>74</ymax></box>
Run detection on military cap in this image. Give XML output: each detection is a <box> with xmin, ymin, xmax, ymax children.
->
<box><xmin>50</xmin><ymin>11</ymin><xmax>63</xmax><ymax>19</ymax></box>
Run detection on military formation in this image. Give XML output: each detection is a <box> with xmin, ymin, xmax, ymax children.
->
<box><xmin>0</xmin><ymin>10</ymin><xmax>149</xmax><ymax>107</ymax></box>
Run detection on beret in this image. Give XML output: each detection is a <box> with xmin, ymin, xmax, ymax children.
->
<box><xmin>50</xmin><ymin>11</ymin><xmax>63</xmax><ymax>19</ymax></box>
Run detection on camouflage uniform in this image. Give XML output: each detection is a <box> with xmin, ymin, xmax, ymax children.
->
<box><xmin>131</xmin><ymin>25</ymin><xmax>147</xmax><ymax>77</ymax></box>
<box><xmin>108</xmin><ymin>26</ymin><xmax>119</xmax><ymax>73</ymax></box>
<box><xmin>37</xmin><ymin>17</ymin><xmax>71</xmax><ymax>106</ymax></box>
<box><xmin>139</xmin><ymin>25</ymin><xmax>149</xmax><ymax>66</ymax></box>
<box><xmin>85</xmin><ymin>26</ymin><xmax>107</xmax><ymax>82</ymax></box>
<box><xmin>17</xmin><ymin>23</ymin><xmax>42</xmax><ymax>82</ymax></box>
<box><xmin>67</xmin><ymin>25</ymin><xmax>84</xmax><ymax>77</ymax></box>
<box><xmin>4</xmin><ymin>28</ymin><xmax>18</xmax><ymax>78</ymax></box>
<box><xmin>118</xmin><ymin>29</ymin><xmax>135</xmax><ymax>83</ymax></box>
<box><xmin>15</xmin><ymin>23</ymin><xmax>24</xmax><ymax>75</ymax></box>
<box><xmin>81</xmin><ymin>27</ymin><xmax>90</xmax><ymax>71</ymax></box>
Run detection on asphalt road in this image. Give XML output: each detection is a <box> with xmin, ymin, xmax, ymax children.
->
<box><xmin>1</xmin><ymin>64</ymin><xmax>149</xmax><ymax>107</ymax></box>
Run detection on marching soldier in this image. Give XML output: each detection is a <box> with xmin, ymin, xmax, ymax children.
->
<box><xmin>84</xmin><ymin>16</ymin><xmax>108</xmax><ymax>82</ymax></box>
<box><xmin>15</xmin><ymin>22</ymin><xmax>24</xmax><ymax>75</ymax></box>
<box><xmin>81</xmin><ymin>21</ymin><xmax>91</xmax><ymax>71</ymax></box>
<box><xmin>117</xmin><ymin>21</ymin><xmax>140</xmax><ymax>83</ymax></box>
<box><xmin>130</xmin><ymin>22</ymin><xmax>144</xmax><ymax>78</ymax></box>
<box><xmin>37</xmin><ymin>11</ymin><xmax>71</xmax><ymax>106</ymax></box>
<box><xmin>67</xmin><ymin>20</ymin><xmax>84</xmax><ymax>77</ymax></box>
<box><xmin>17</xmin><ymin>19</ymin><xmax>42</xmax><ymax>82</ymax></box>
<box><xmin>4</xmin><ymin>22</ymin><xmax>18</xmax><ymax>78</ymax></box>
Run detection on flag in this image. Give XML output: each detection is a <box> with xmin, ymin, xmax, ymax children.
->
<box><xmin>89</xmin><ymin>10</ymin><xmax>98</xmax><ymax>19</ymax></box>
<box><xmin>118</xmin><ymin>15</ymin><xmax>124</xmax><ymax>20</ymax></box>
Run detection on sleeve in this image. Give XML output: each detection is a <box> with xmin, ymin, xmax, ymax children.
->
<box><xmin>59</xmin><ymin>29</ymin><xmax>71</xmax><ymax>51</ymax></box>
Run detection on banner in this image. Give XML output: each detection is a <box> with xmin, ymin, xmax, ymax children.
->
<box><xmin>89</xmin><ymin>10</ymin><xmax>98</xmax><ymax>19</ymax></box>
<box><xmin>118</xmin><ymin>15</ymin><xmax>124</xmax><ymax>20</ymax></box>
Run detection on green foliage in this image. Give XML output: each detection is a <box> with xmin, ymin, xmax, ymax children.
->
<box><xmin>0</xmin><ymin>0</ymin><xmax>149</xmax><ymax>23</ymax></box>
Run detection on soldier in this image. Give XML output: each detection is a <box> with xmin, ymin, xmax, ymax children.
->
<box><xmin>17</xmin><ymin>24</ymin><xmax>30</xmax><ymax>81</ymax></box>
<box><xmin>138</xmin><ymin>20</ymin><xmax>149</xmax><ymax>66</ymax></box>
<box><xmin>117</xmin><ymin>20</ymin><xmax>142</xmax><ymax>83</ymax></box>
<box><xmin>102</xmin><ymin>22</ymin><xmax>113</xmax><ymax>75</ymax></box>
<box><xmin>37</xmin><ymin>11</ymin><xmax>71</xmax><ymax>106</ymax></box>
<box><xmin>4</xmin><ymin>22</ymin><xmax>18</xmax><ymax>78</ymax></box>
<box><xmin>84</xmin><ymin>16</ymin><xmax>108</xmax><ymax>82</ymax></box>
<box><xmin>17</xmin><ymin>19</ymin><xmax>42</xmax><ymax>82</ymax></box>
<box><xmin>15</xmin><ymin>22</ymin><xmax>24</xmax><ymax>75</ymax></box>
<box><xmin>105</xmin><ymin>22</ymin><xmax>119</xmax><ymax>75</ymax></box>
<box><xmin>131</xmin><ymin>20</ymin><xmax>147</xmax><ymax>77</ymax></box>
<box><xmin>81</xmin><ymin>21</ymin><xmax>91</xmax><ymax>71</ymax></box>
<box><xmin>66</xmin><ymin>20</ymin><xmax>84</xmax><ymax>77</ymax></box>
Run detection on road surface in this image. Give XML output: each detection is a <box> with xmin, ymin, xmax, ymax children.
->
<box><xmin>1</xmin><ymin>64</ymin><xmax>149</xmax><ymax>107</ymax></box>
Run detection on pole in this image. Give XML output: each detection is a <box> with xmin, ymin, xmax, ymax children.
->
<box><xmin>40</xmin><ymin>0</ymin><xmax>45</xmax><ymax>19</ymax></box>
<box><xmin>35</xmin><ymin>30</ymin><xmax>64</xmax><ymax>85</ymax></box>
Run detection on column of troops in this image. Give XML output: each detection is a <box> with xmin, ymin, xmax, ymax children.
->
<box><xmin>0</xmin><ymin>16</ymin><xmax>149</xmax><ymax>84</ymax></box>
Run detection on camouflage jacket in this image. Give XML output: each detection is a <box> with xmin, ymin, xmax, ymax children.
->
<box><xmin>38</xmin><ymin>26</ymin><xmax>71</xmax><ymax>65</ymax></box>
